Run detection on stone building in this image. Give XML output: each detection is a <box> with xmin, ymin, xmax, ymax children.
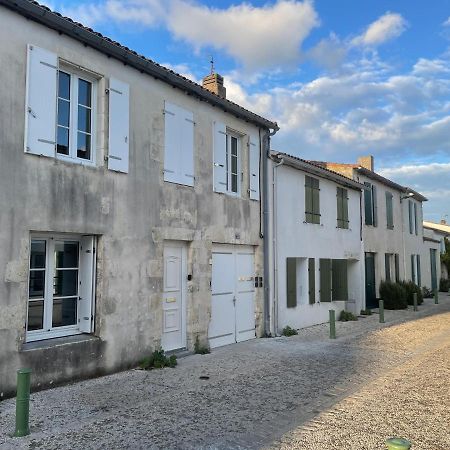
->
<box><xmin>0</xmin><ymin>0</ymin><xmax>278</xmax><ymax>397</ymax></box>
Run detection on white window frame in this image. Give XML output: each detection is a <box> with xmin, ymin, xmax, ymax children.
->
<box><xmin>56</xmin><ymin>65</ymin><xmax>97</xmax><ymax>167</ymax></box>
<box><xmin>225</xmin><ymin>130</ymin><xmax>241</xmax><ymax>196</ymax></box>
<box><xmin>26</xmin><ymin>233</ymin><xmax>94</xmax><ymax>342</ymax></box>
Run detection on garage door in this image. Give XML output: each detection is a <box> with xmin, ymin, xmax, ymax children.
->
<box><xmin>208</xmin><ymin>245</ymin><xmax>256</xmax><ymax>348</ymax></box>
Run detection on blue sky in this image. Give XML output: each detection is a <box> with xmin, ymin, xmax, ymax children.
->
<box><xmin>46</xmin><ymin>0</ymin><xmax>450</xmax><ymax>222</ymax></box>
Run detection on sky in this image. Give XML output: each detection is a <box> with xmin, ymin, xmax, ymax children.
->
<box><xmin>44</xmin><ymin>0</ymin><xmax>450</xmax><ymax>222</ymax></box>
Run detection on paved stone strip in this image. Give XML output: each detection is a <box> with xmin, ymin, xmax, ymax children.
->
<box><xmin>0</xmin><ymin>296</ymin><xmax>449</xmax><ymax>450</ymax></box>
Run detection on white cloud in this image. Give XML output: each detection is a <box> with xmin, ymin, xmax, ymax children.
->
<box><xmin>379</xmin><ymin>162</ymin><xmax>450</xmax><ymax>177</ymax></box>
<box><xmin>351</xmin><ymin>12</ymin><xmax>407</xmax><ymax>47</ymax></box>
<box><xmin>167</xmin><ymin>0</ymin><xmax>319</xmax><ymax>70</ymax></box>
<box><xmin>443</xmin><ymin>17</ymin><xmax>450</xmax><ymax>27</ymax></box>
<box><xmin>308</xmin><ymin>33</ymin><xmax>347</xmax><ymax>71</ymax></box>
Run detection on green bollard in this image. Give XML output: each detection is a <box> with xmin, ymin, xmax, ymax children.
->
<box><xmin>379</xmin><ymin>300</ymin><xmax>385</xmax><ymax>323</ymax></box>
<box><xmin>386</xmin><ymin>437</ymin><xmax>411</xmax><ymax>450</ymax></box>
<box><xmin>14</xmin><ymin>368</ymin><xmax>32</xmax><ymax>437</ymax></box>
<box><xmin>413</xmin><ymin>293</ymin><xmax>418</xmax><ymax>312</ymax></box>
<box><xmin>329</xmin><ymin>310</ymin><xmax>336</xmax><ymax>339</ymax></box>
<box><xmin>434</xmin><ymin>290</ymin><xmax>439</xmax><ymax>304</ymax></box>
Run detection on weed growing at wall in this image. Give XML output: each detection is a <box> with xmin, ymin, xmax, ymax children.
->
<box><xmin>282</xmin><ymin>326</ymin><xmax>298</xmax><ymax>337</ymax></box>
<box><xmin>139</xmin><ymin>348</ymin><xmax>177</xmax><ymax>370</ymax></box>
<box><xmin>339</xmin><ymin>311</ymin><xmax>358</xmax><ymax>321</ymax></box>
<box><xmin>194</xmin><ymin>336</ymin><xmax>210</xmax><ymax>355</ymax></box>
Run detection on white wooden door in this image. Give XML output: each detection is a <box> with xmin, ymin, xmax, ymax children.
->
<box><xmin>209</xmin><ymin>245</ymin><xmax>256</xmax><ymax>348</ymax></box>
<box><xmin>161</xmin><ymin>244</ymin><xmax>186</xmax><ymax>351</ymax></box>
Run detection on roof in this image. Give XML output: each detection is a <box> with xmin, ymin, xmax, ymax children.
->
<box><xmin>311</xmin><ymin>160</ymin><xmax>427</xmax><ymax>202</ymax></box>
<box><xmin>0</xmin><ymin>0</ymin><xmax>278</xmax><ymax>132</ymax></box>
<box><xmin>271</xmin><ymin>151</ymin><xmax>365</xmax><ymax>191</ymax></box>
<box><xmin>423</xmin><ymin>221</ymin><xmax>450</xmax><ymax>236</ymax></box>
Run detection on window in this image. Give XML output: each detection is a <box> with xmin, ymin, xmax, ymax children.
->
<box><xmin>364</xmin><ymin>182</ymin><xmax>377</xmax><ymax>226</ymax></box>
<box><xmin>305</xmin><ymin>176</ymin><xmax>320</xmax><ymax>224</ymax></box>
<box><xmin>227</xmin><ymin>133</ymin><xmax>240</xmax><ymax>194</ymax></box>
<box><xmin>332</xmin><ymin>259</ymin><xmax>348</xmax><ymax>301</ymax></box>
<box><xmin>27</xmin><ymin>235</ymin><xmax>95</xmax><ymax>342</ymax></box>
<box><xmin>408</xmin><ymin>200</ymin><xmax>414</xmax><ymax>234</ymax></box>
<box><xmin>319</xmin><ymin>259</ymin><xmax>332</xmax><ymax>302</ymax></box>
<box><xmin>394</xmin><ymin>253</ymin><xmax>400</xmax><ymax>282</ymax></box>
<box><xmin>386</xmin><ymin>192</ymin><xmax>394</xmax><ymax>229</ymax></box>
<box><xmin>337</xmin><ymin>187</ymin><xmax>349</xmax><ymax>229</ymax></box>
<box><xmin>56</xmin><ymin>70</ymin><xmax>95</xmax><ymax>163</ymax></box>
<box><xmin>385</xmin><ymin>253</ymin><xmax>392</xmax><ymax>281</ymax></box>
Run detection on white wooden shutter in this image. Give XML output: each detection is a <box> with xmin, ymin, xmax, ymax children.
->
<box><xmin>108</xmin><ymin>78</ymin><xmax>129</xmax><ymax>173</ymax></box>
<box><xmin>164</xmin><ymin>101</ymin><xmax>179</xmax><ymax>184</ymax></box>
<box><xmin>213</xmin><ymin>121</ymin><xmax>227</xmax><ymax>193</ymax></box>
<box><xmin>181</xmin><ymin>108</ymin><xmax>194</xmax><ymax>186</ymax></box>
<box><xmin>248</xmin><ymin>132</ymin><xmax>260</xmax><ymax>200</ymax></box>
<box><xmin>79</xmin><ymin>236</ymin><xmax>95</xmax><ymax>333</ymax></box>
<box><xmin>25</xmin><ymin>44</ymin><xmax>57</xmax><ymax>157</ymax></box>
<box><xmin>164</xmin><ymin>101</ymin><xmax>194</xmax><ymax>186</ymax></box>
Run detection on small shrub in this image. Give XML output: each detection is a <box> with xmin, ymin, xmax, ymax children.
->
<box><xmin>398</xmin><ymin>280</ymin><xmax>423</xmax><ymax>305</ymax></box>
<box><xmin>422</xmin><ymin>286</ymin><xmax>433</xmax><ymax>298</ymax></box>
<box><xmin>194</xmin><ymin>336</ymin><xmax>210</xmax><ymax>355</ymax></box>
<box><xmin>379</xmin><ymin>281</ymin><xmax>408</xmax><ymax>310</ymax></box>
<box><xmin>139</xmin><ymin>348</ymin><xmax>177</xmax><ymax>370</ymax></box>
<box><xmin>339</xmin><ymin>310</ymin><xmax>357</xmax><ymax>321</ymax></box>
<box><xmin>282</xmin><ymin>326</ymin><xmax>298</xmax><ymax>336</ymax></box>
<box><xmin>360</xmin><ymin>309</ymin><xmax>372</xmax><ymax>316</ymax></box>
<box><xmin>439</xmin><ymin>278</ymin><xmax>450</xmax><ymax>292</ymax></box>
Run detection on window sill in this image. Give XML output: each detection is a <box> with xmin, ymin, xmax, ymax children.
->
<box><xmin>21</xmin><ymin>334</ymin><xmax>99</xmax><ymax>352</ymax></box>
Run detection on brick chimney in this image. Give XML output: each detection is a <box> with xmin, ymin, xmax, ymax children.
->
<box><xmin>357</xmin><ymin>155</ymin><xmax>374</xmax><ymax>171</ymax></box>
<box><xmin>202</xmin><ymin>73</ymin><xmax>226</xmax><ymax>98</ymax></box>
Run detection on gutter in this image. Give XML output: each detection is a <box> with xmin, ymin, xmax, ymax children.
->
<box><xmin>262</xmin><ymin>129</ymin><xmax>279</xmax><ymax>336</ymax></box>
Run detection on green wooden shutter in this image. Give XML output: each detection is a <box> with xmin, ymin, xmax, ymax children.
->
<box><xmin>320</xmin><ymin>259</ymin><xmax>332</xmax><ymax>302</ymax></box>
<box><xmin>385</xmin><ymin>253</ymin><xmax>391</xmax><ymax>281</ymax></box>
<box><xmin>414</xmin><ymin>203</ymin><xmax>418</xmax><ymax>235</ymax></box>
<box><xmin>364</xmin><ymin>182</ymin><xmax>373</xmax><ymax>225</ymax></box>
<box><xmin>305</xmin><ymin>177</ymin><xmax>313</xmax><ymax>223</ymax></box>
<box><xmin>332</xmin><ymin>259</ymin><xmax>348</xmax><ymax>300</ymax></box>
<box><xmin>411</xmin><ymin>254</ymin><xmax>415</xmax><ymax>283</ymax></box>
<box><xmin>386</xmin><ymin>192</ymin><xmax>393</xmax><ymax>229</ymax></box>
<box><xmin>308</xmin><ymin>258</ymin><xmax>315</xmax><ymax>304</ymax></box>
<box><xmin>343</xmin><ymin>190</ymin><xmax>349</xmax><ymax>229</ymax></box>
<box><xmin>286</xmin><ymin>258</ymin><xmax>297</xmax><ymax>308</ymax></box>
<box><xmin>306</xmin><ymin>176</ymin><xmax>320</xmax><ymax>224</ymax></box>
<box><xmin>372</xmin><ymin>184</ymin><xmax>378</xmax><ymax>227</ymax></box>
<box><xmin>408</xmin><ymin>201</ymin><xmax>413</xmax><ymax>234</ymax></box>
<box><xmin>417</xmin><ymin>255</ymin><xmax>421</xmax><ymax>286</ymax></box>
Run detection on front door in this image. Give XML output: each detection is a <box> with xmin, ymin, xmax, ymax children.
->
<box><xmin>209</xmin><ymin>245</ymin><xmax>256</xmax><ymax>348</ymax></box>
<box><xmin>430</xmin><ymin>249</ymin><xmax>438</xmax><ymax>291</ymax></box>
<box><xmin>161</xmin><ymin>244</ymin><xmax>186</xmax><ymax>351</ymax></box>
<box><xmin>365</xmin><ymin>252</ymin><xmax>377</xmax><ymax>309</ymax></box>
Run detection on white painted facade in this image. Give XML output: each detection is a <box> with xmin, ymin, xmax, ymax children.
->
<box><xmin>267</xmin><ymin>153</ymin><xmax>365</xmax><ymax>333</ymax></box>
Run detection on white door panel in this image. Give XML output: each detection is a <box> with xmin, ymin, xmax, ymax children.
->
<box><xmin>162</xmin><ymin>245</ymin><xmax>186</xmax><ymax>351</ymax></box>
<box><xmin>209</xmin><ymin>245</ymin><xmax>256</xmax><ymax>348</ymax></box>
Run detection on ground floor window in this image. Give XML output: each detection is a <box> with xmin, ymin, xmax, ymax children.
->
<box><xmin>27</xmin><ymin>234</ymin><xmax>95</xmax><ymax>342</ymax></box>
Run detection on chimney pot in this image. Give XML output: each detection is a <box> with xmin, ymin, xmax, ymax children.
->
<box><xmin>357</xmin><ymin>155</ymin><xmax>374</xmax><ymax>171</ymax></box>
<box><xmin>202</xmin><ymin>73</ymin><xmax>226</xmax><ymax>98</ymax></box>
<box><xmin>441</xmin><ymin>219</ymin><xmax>447</xmax><ymax>225</ymax></box>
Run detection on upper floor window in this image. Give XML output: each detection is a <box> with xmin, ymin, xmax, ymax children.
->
<box><xmin>213</xmin><ymin>121</ymin><xmax>259</xmax><ymax>199</ymax></box>
<box><xmin>305</xmin><ymin>176</ymin><xmax>320</xmax><ymax>224</ymax></box>
<box><xmin>386</xmin><ymin>192</ymin><xmax>394</xmax><ymax>229</ymax></box>
<box><xmin>408</xmin><ymin>200</ymin><xmax>418</xmax><ymax>235</ymax></box>
<box><xmin>25</xmin><ymin>44</ymin><xmax>130</xmax><ymax>173</ymax></box>
<box><xmin>57</xmin><ymin>70</ymin><xmax>95</xmax><ymax>162</ymax></box>
<box><xmin>336</xmin><ymin>187</ymin><xmax>349</xmax><ymax>229</ymax></box>
<box><xmin>364</xmin><ymin>182</ymin><xmax>377</xmax><ymax>226</ymax></box>
<box><xmin>226</xmin><ymin>133</ymin><xmax>240</xmax><ymax>194</ymax></box>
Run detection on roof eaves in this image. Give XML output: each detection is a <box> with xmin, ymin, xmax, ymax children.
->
<box><xmin>271</xmin><ymin>151</ymin><xmax>365</xmax><ymax>191</ymax></box>
<box><xmin>1</xmin><ymin>0</ymin><xmax>278</xmax><ymax>131</ymax></box>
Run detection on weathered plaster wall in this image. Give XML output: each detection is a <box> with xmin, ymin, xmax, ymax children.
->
<box><xmin>0</xmin><ymin>8</ymin><xmax>264</xmax><ymax>396</ymax></box>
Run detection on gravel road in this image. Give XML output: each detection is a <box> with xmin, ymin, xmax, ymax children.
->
<box><xmin>1</xmin><ymin>294</ymin><xmax>449</xmax><ymax>450</ymax></box>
